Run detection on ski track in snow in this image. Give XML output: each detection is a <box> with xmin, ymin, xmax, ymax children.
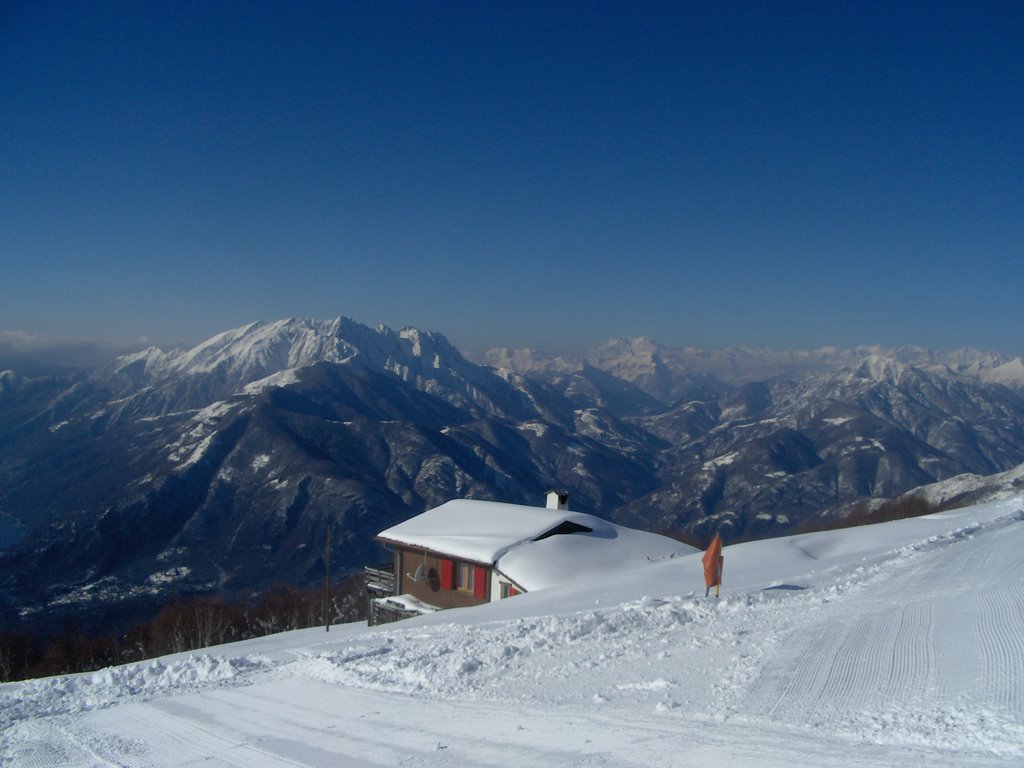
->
<box><xmin>3</xmin><ymin>501</ymin><xmax>1023</xmax><ymax>767</ymax></box>
<box><xmin>741</xmin><ymin>511</ymin><xmax>1024</xmax><ymax>757</ymax></box>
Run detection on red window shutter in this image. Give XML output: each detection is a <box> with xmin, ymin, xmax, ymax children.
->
<box><xmin>473</xmin><ymin>566</ymin><xmax>487</xmax><ymax>599</ymax></box>
<box><xmin>440</xmin><ymin>559</ymin><xmax>454</xmax><ymax>590</ymax></box>
<box><xmin>509</xmin><ymin>587</ymin><xmax>519</xmax><ymax>597</ymax></box>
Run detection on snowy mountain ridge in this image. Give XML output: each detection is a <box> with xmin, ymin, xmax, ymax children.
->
<box><xmin>897</xmin><ymin>461</ymin><xmax>1024</xmax><ymax>509</ymax></box>
<box><xmin>484</xmin><ymin>337</ymin><xmax>1024</xmax><ymax>395</ymax></box>
<box><xmin>113</xmin><ymin>317</ymin><xmax>463</xmax><ymax>388</ymax></box>
<box><xmin>112</xmin><ymin>318</ymin><xmax>1024</xmax><ymax>398</ymax></box>
<box><xmin>104</xmin><ymin>317</ymin><xmax>523</xmax><ymax>423</ymax></box>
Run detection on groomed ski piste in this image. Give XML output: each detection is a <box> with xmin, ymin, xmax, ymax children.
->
<box><xmin>3</xmin><ymin>497</ymin><xmax>1023</xmax><ymax>767</ymax></box>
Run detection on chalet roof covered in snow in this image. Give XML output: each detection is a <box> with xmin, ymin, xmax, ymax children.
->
<box><xmin>376</xmin><ymin>498</ymin><xmax>695</xmax><ymax>591</ymax></box>
<box><xmin>496</xmin><ymin>518</ymin><xmax>696</xmax><ymax>592</ymax></box>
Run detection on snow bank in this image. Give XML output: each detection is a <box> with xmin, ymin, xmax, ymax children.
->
<box><xmin>0</xmin><ymin>654</ymin><xmax>263</xmax><ymax>730</ymax></box>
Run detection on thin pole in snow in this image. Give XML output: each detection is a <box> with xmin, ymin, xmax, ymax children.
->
<box><xmin>324</xmin><ymin>522</ymin><xmax>332</xmax><ymax>632</ymax></box>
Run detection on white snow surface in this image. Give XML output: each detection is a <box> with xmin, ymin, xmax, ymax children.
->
<box><xmin>3</xmin><ymin>497</ymin><xmax>1024</xmax><ymax>767</ymax></box>
<box><xmin>376</xmin><ymin>499</ymin><xmax>574</xmax><ymax>564</ymax></box>
<box><xmin>497</xmin><ymin>518</ymin><xmax>694</xmax><ymax>592</ymax></box>
<box><xmin>241</xmin><ymin>368</ymin><xmax>301</xmax><ymax>394</ymax></box>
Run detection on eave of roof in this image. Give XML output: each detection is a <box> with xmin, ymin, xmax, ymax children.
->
<box><xmin>375</xmin><ymin>498</ymin><xmax>602</xmax><ymax>565</ymax></box>
<box><xmin>375</xmin><ymin>537</ymin><xmax>492</xmax><ymax>568</ymax></box>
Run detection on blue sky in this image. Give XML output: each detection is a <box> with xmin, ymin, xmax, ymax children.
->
<box><xmin>2</xmin><ymin>1</ymin><xmax>1023</xmax><ymax>358</ymax></box>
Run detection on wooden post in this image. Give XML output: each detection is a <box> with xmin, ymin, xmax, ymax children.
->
<box><xmin>324</xmin><ymin>522</ymin><xmax>332</xmax><ymax>632</ymax></box>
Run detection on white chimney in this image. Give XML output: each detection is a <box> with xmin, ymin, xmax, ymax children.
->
<box><xmin>546</xmin><ymin>490</ymin><xmax>569</xmax><ymax>511</ymax></box>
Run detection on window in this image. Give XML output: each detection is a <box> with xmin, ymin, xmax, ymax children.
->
<box><xmin>532</xmin><ymin>521</ymin><xmax>593</xmax><ymax>541</ymax></box>
<box><xmin>500</xmin><ymin>582</ymin><xmax>520</xmax><ymax>599</ymax></box>
<box><xmin>456</xmin><ymin>561</ymin><xmax>474</xmax><ymax>592</ymax></box>
<box><xmin>447</xmin><ymin>560</ymin><xmax>487</xmax><ymax>599</ymax></box>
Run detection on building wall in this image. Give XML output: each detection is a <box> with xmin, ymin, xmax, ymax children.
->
<box><xmin>489</xmin><ymin>570</ymin><xmax>523</xmax><ymax>602</ymax></box>
<box><xmin>394</xmin><ymin>547</ymin><xmax>490</xmax><ymax>610</ymax></box>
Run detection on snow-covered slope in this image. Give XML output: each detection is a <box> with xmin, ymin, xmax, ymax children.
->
<box><xmin>4</xmin><ymin>496</ymin><xmax>1022</xmax><ymax>767</ymax></box>
<box><xmin>900</xmin><ymin>461</ymin><xmax>1024</xmax><ymax>508</ymax></box>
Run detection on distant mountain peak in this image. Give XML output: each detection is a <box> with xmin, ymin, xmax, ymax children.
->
<box><xmin>109</xmin><ymin>317</ymin><xmax>467</xmax><ymax>387</ymax></box>
<box><xmin>144</xmin><ymin>318</ymin><xmax>360</xmax><ymax>381</ymax></box>
<box><xmin>852</xmin><ymin>354</ymin><xmax>910</xmax><ymax>384</ymax></box>
<box><xmin>983</xmin><ymin>357</ymin><xmax>1024</xmax><ymax>387</ymax></box>
<box><xmin>478</xmin><ymin>347</ymin><xmax>579</xmax><ymax>375</ymax></box>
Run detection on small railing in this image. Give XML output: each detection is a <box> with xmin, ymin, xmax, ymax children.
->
<box><xmin>368</xmin><ymin>598</ymin><xmax>422</xmax><ymax>626</ymax></box>
<box><xmin>364</xmin><ymin>564</ymin><xmax>395</xmax><ymax>594</ymax></box>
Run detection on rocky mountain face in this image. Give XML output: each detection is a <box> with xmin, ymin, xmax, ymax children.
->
<box><xmin>493</xmin><ymin>342</ymin><xmax>1024</xmax><ymax>538</ymax></box>
<box><xmin>2</xmin><ymin>319</ymin><xmax>1024</xmax><ymax>632</ymax></box>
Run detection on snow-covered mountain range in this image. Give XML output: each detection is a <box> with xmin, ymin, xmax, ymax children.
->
<box><xmin>2</xmin><ymin>317</ymin><xmax>1024</xmax><ymax>634</ymax></box>
<box><xmin>4</xmin><ymin>496</ymin><xmax>1023</xmax><ymax>766</ymax></box>
<box><xmin>484</xmin><ymin>337</ymin><xmax>1024</xmax><ymax>400</ymax></box>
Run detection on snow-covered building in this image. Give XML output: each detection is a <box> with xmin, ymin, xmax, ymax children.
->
<box><xmin>366</xmin><ymin>492</ymin><xmax>694</xmax><ymax>625</ymax></box>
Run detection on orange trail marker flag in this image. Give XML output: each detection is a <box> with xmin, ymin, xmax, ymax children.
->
<box><xmin>702</xmin><ymin>533</ymin><xmax>724</xmax><ymax>597</ymax></box>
